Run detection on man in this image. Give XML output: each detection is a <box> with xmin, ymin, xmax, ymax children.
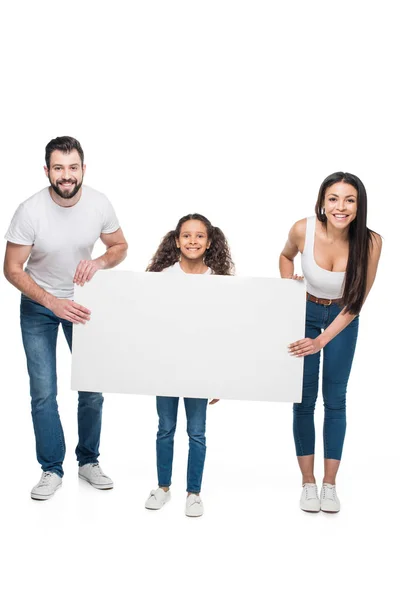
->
<box><xmin>4</xmin><ymin>136</ymin><xmax>128</xmax><ymax>500</ymax></box>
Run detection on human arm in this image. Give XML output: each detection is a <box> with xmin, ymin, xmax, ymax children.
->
<box><xmin>3</xmin><ymin>242</ymin><xmax>91</xmax><ymax>324</ymax></box>
<box><xmin>209</xmin><ymin>399</ymin><xmax>220</xmax><ymax>404</ymax></box>
<box><xmin>279</xmin><ymin>220</ymin><xmax>305</xmax><ymax>280</ymax></box>
<box><xmin>73</xmin><ymin>228</ymin><xmax>128</xmax><ymax>285</ymax></box>
<box><xmin>289</xmin><ymin>233</ymin><xmax>383</xmax><ymax>357</ymax></box>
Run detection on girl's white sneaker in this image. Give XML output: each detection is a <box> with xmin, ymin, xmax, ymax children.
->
<box><xmin>145</xmin><ymin>488</ymin><xmax>171</xmax><ymax>510</ymax></box>
<box><xmin>185</xmin><ymin>493</ymin><xmax>204</xmax><ymax>517</ymax></box>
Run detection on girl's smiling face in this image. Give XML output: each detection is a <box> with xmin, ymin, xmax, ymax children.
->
<box><xmin>176</xmin><ymin>219</ymin><xmax>210</xmax><ymax>261</ymax></box>
<box><xmin>323</xmin><ymin>181</ymin><xmax>358</xmax><ymax>230</ymax></box>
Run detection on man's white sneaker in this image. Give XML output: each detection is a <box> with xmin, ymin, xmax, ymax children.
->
<box><xmin>31</xmin><ymin>472</ymin><xmax>62</xmax><ymax>500</ymax></box>
<box><xmin>78</xmin><ymin>463</ymin><xmax>114</xmax><ymax>490</ymax></box>
<box><xmin>145</xmin><ymin>488</ymin><xmax>171</xmax><ymax>510</ymax></box>
<box><xmin>300</xmin><ymin>483</ymin><xmax>320</xmax><ymax>512</ymax></box>
<box><xmin>185</xmin><ymin>494</ymin><xmax>204</xmax><ymax>517</ymax></box>
<box><xmin>320</xmin><ymin>483</ymin><xmax>340</xmax><ymax>513</ymax></box>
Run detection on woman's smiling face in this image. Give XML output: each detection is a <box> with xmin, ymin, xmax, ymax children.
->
<box><xmin>323</xmin><ymin>181</ymin><xmax>358</xmax><ymax>230</ymax></box>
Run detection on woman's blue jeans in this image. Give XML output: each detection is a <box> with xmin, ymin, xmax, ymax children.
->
<box><xmin>293</xmin><ymin>300</ymin><xmax>359</xmax><ymax>461</ymax></box>
<box><xmin>20</xmin><ymin>295</ymin><xmax>104</xmax><ymax>477</ymax></box>
<box><xmin>156</xmin><ymin>396</ymin><xmax>208</xmax><ymax>493</ymax></box>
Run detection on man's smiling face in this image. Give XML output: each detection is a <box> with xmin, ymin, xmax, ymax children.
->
<box><xmin>45</xmin><ymin>149</ymin><xmax>85</xmax><ymax>200</ymax></box>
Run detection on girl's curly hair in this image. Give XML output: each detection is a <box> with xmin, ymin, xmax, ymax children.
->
<box><xmin>146</xmin><ymin>213</ymin><xmax>235</xmax><ymax>275</ymax></box>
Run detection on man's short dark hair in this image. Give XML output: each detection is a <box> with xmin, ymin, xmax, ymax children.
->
<box><xmin>45</xmin><ymin>136</ymin><xmax>84</xmax><ymax>169</ymax></box>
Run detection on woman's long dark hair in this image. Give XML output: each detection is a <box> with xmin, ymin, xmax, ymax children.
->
<box><xmin>315</xmin><ymin>172</ymin><xmax>376</xmax><ymax>315</ymax></box>
<box><xmin>147</xmin><ymin>213</ymin><xmax>235</xmax><ymax>275</ymax></box>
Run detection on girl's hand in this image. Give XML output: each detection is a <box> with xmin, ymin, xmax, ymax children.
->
<box><xmin>291</xmin><ymin>274</ymin><xmax>304</xmax><ymax>281</ymax></box>
<box><xmin>288</xmin><ymin>336</ymin><xmax>323</xmax><ymax>357</ymax></box>
<box><xmin>209</xmin><ymin>399</ymin><xmax>220</xmax><ymax>405</ymax></box>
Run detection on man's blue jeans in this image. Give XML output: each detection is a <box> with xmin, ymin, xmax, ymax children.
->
<box><xmin>156</xmin><ymin>396</ymin><xmax>208</xmax><ymax>493</ymax></box>
<box><xmin>20</xmin><ymin>295</ymin><xmax>104</xmax><ymax>477</ymax></box>
<box><xmin>293</xmin><ymin>300</ymin><xmax>359</xmax><ymax>461</ymax></box>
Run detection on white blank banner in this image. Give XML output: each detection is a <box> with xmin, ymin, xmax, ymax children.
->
<box><xmin>71</xmin><ymin>271</ymin><xmax>305</xmax><ymax>402</ymax></box>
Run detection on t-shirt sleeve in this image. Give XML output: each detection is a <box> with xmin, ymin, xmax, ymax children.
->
<box><xmin>101</xmin><ymin>197</ymin><xmax>120</xmax><ymax>234</ymax></box>
<box><xmin>4</xmin><ymin>203</ymin><xmax>35</xmax><ymax>245</ymax></box>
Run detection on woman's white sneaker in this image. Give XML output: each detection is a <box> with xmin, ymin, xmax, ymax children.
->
<box><xmin>145</xmin><ymin>488</ymin><xmax>171</xmax><ymax>510</ymax></box>
<box><xmin>300</xmin><ymin>483</ymin><xmax>320</xmax><ymax>512</ymax></box>
<box><xmin>185</xmin><ymin>494</ymin><xmax>204</xmax><ymax>517</ymax></box>
<box><xmin>31</xmin><ymin>472</ymin><xmax>62</xmax><ymax>500</ymax></box>
<box><xmin>320</xmin><ymin>483</ymin><xmax>340</xmax><ymax>513</ymax></box>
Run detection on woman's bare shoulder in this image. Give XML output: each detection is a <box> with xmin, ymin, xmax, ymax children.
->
<box><xmin>289</xmin><ymin>218</ymin><xmax>307</xmax><ymax>246</ymax></box>
<box><xmin>370</xmin><ymin>230</ymin><xmax>383</xmax><ymax>247</ymax></box>
<box><xmin>369</xmin><ymin>230</ymin><xmax>383</xmax><ymax>261</ymax></box>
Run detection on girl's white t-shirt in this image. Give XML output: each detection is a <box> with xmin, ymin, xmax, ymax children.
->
<box><xmin>163</xmin><ymin>262</ymin><xmax>212</xmax><ymax>275</ymax></box>
<box><xmin>5</xmin><ymin>185</ymin><xmax>120</xmax><ymax>299</ymax></box>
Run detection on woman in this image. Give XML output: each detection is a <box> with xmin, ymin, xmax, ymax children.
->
<box><xmin>144</xmin><ymin>213</ymin><xmax>234</xmax><ymax>517</ymax></box>
<box><xmin>279</xmin><ymin>172</ymin><xmax>381</xmax><ymax>513</ymax></box>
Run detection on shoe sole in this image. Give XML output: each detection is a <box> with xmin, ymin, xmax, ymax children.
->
<box><xmin>78</xmin><ymin>474</ymin><xmax>114</xmax><ymax>490</ymax></box>
<box><xmin>31</xmin><ymin>484</ymin><xmax>62</xmax><ymax>500</ymax></box>
<box><xmin>321</xmin><ymin>509</ymin><xmax>340</xmax><ymax>513</ymax></box>
<box><xmin>301</xmin><ymin>508</ymin><xmax>320</xmax><ymax>513</ymax></box>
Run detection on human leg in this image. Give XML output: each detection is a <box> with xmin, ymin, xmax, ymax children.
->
<box><xmin>322</xmin><ymin>311</ymin><xmax>359</xmax><ymax>479</ymax></box>
<box><xmin>293</xmin><ymin>301</ymin><xmax>322</xmax><ymax>484</ymax></box>
<box><xmin>184</xmin><ymin>397</ymin><xmax>208</xmax><ymax>494</ymax></box>
<box><xmin>62</xmin><ymin>321</ymin><xmax>104</xmax><ymax>466</ymax></box>
<box><xmin>156</xmin><ymin>396</ymin><xmax>179</xmax><ymax>489</ymax></box>
<box><xmin>319</xmin><ymin>308</ymin><xmax>359</xmax><ymax>512</ymax></box>
<box><xmin>20</xmin><ymin>296</ymin><xmax>65</xmax><ymax>477</ymax></box>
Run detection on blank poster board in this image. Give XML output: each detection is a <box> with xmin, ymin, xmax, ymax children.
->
<box><xmin>71</xmin><ymin>271</ymin><xmax>305</xmax><ymax>402</ymax></box>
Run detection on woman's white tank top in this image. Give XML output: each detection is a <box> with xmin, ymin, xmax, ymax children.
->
<box><xmin>301</xmin><ymin>216</ymin><xmax>345</xmax><ymax>299</ymax></box>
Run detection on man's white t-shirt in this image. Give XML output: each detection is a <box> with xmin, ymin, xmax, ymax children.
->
<box><xmin>5</xmin><ymin>185</ymin><xmax>120</xmax><ymax>299</ymax></box>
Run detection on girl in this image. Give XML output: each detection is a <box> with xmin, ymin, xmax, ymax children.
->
<box><xmin>279</xmin><ymin>172</ymin><xmax>381</xmax><ymax>513</ymax></box>
<box><xmin>144</xmin><ymin>213</ymin><xmax>234</xmax><ymax>517</ymax></box>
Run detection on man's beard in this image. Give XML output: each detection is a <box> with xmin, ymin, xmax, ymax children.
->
<box><xmin>50</xmin><ymin>178</ymin><xmax>83</xmax><ymax>199</ymax></box>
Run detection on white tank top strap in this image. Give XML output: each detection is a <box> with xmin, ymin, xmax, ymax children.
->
<box><xmin>303</xmin><ymin>216</ymin><xmax>315</xmax><ymax>257</ymax></box>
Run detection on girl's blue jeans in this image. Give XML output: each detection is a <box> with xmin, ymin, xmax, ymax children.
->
<box><xmin>156</xmin><ymin>396</ymin><xmax>208</xmax><ymax>493</ymax></box>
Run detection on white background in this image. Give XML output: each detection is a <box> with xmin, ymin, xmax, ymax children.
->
<box><xmin>0</xmin><ymin>1</ymin><xmax>397</xmax><ymax>599</ymax></box>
